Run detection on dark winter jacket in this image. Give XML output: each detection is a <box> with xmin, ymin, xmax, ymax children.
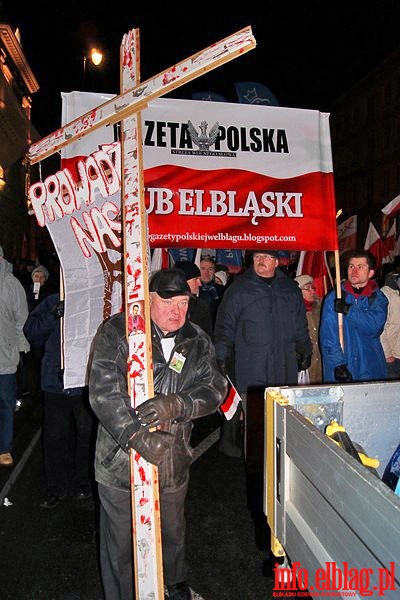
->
<box><xmin>319</xmin><ymin>281</ymin><xmax>388</xmax><ymax>382</ymax></box>
<box><xmin>188</xmin><ymin>295</ymin><xmax>213</xmax><ymax>338</ymax></box>
<box><xmin>25</xmin><ymin>281</ymin><xmax>54</xmax><ymax>313</ymax></box>
<box><xmin>23</xmin><ymin>293</ymin><xmax>82</xmax><ymax>396</ymax></box>
<box><xmin>88</xmin><ymin>312</ymin><xmax>227</xmax><ymax>493</ymax></box>
<box><xmin>214</xmin><ymin>266</ymin><xmax>311</xmax><ymax>392</ymax></box>
<box><xmin>199</xmin><ymin>280</ymin><xmax>225</xmax><ymax>323</ymax></box>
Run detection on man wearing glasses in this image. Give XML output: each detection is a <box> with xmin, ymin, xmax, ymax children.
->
<box><xmin>294</xmin><ymin>274</ymin><xmax>322</xmax><ymax>384</ymax></box>
<box><xmin>214</xmin><ymin>249</ymin><xmax>312</xmax><ymax>457</ymax></box>
<box><xmin>214</xmin><ymin>249</ymin><xmax>311</xmax><ymax>556</ymax></box>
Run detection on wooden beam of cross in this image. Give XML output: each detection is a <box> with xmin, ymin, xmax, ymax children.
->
<box><xmin>27</xmin><ymin>26</ymin><xmax>256</xmax><ymax>164</ymax></box>
<box><xmin>27</xmin><ymin>26</ymin><xmax>256</xmax><ymax>600</ymax></box>
<box><xmin>119</xmin><ymin>30</ymin><xmax>165</xmax><ymax>599</ymax></box>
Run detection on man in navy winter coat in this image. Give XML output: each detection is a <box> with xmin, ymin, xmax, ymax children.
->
<box><xmin>214</xmin><ymin>249</ymin><xmax>312</xmax><ymax>457</ymax></box>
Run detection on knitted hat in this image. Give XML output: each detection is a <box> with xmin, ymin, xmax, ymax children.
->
<box><xmin>31</xmin><ymin>265</ymin><xmax>49</xmax><ymax>281</ymax></box>
<box><xmin>294</xmin><ymin>274</ymin><xmax>313</xmax><ymax>289</ymax></box>
<box><xmin>174</xmin><ymin>261</ymin><xmax>201</xmax><ymax>281</ymax></box>
<box><xmin>214</xmin><ymin>270</ymin><xmax>228</xmax><ymax>286</ymax></box>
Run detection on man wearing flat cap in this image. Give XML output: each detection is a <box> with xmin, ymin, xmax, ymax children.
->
<box><xmin>89</xmin><ymin>268</ymin><xmax>226</xmax><ymax>600</ymax></box>
<box><xmin>215</xmin><ymin>249</ymin><xmax>311</xmax><ymax>457</ymax></box>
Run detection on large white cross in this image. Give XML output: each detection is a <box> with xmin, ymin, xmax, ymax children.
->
<box><xmin>27</xmin><ymin>26</ymin><xmax>256</xmax><ymax>600</ymax></box>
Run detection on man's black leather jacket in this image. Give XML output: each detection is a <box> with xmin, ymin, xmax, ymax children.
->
<box><xmin>89</xmin><ymin>312</ymin><xmax>227</xmax><ymax>492</ymax></box>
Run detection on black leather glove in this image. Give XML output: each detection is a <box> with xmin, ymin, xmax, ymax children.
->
<box><xmin>128</xmin><ymin>428</ymin><xmax>174</xmax><ymax>465</ymax></box>
<box><xmin>334</xmin><ymin>297</ymin><xmax>351</xmax><ymax>315</ymax></box>
<box><xmin>136</xmin><ymin>394</ymin><xmax>185</xmax><ymax>428</ymax></box>
<box><xmin>297</xmin><ymin>353</ymin><xmax>312</xmax><ymax>372</ymax></box>
<box><xmin>51</xmin><ymin>300</ymin><xmax>64</xmax><ymax>319</ymax></box>
<box><xmin>334</xmin><ymin>364</ymin><xmax>353</xmax><ymax>383</ymax></box>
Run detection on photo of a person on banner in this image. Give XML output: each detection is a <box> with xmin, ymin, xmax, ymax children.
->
<box><xmin>128</xmin><ymin>302</ymin><xmax>145</xmax><ymax>335</ymax></box>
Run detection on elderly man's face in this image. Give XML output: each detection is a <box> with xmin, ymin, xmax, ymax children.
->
<box><xmin>252</xmin><ymin>253</ymin><xmax>279</xmax><ymax>277</ymax></box>
<box><xmin>150</xmin><ymin>293</ymin><xmax>189</xmax><ymax>334</ymax></box>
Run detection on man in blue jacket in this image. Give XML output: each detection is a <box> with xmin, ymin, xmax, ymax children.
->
<box><xmin>320</xmin><ymin>250</ymin><xmax>388</xmax><ymax>383</ymax></box>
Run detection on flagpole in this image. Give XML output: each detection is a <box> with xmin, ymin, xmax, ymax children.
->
<box><xmin>334</xmin><ymin>249</ymin><xmax>344</xmax><ymax>351</ymax></box>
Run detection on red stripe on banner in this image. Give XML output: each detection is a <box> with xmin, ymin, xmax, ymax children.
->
<box><xmin>60</xmin><ymin>155</ymin><xmax>87</xmax><ymax>175</ymax></box>
<box><xmin>145</xmin><ymin>165</ymin><xmax>338</xmax><ymax>251</ymax></box>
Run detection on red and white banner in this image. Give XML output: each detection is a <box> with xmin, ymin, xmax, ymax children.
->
<box><xmin>364</xmin><ymin>222</ymin><xmax>385</xmax><ymax>268</ymax></box>
<box><xmin>30</xmin><ymin>94</ymin><xmax>338</xmax><ymax>252</ymax></box>
<box><xmin>28</xmin><ymin>92</ymin><xmax>339</xmax><ymax>387</ymax></box>
<box><xmin>295</xmin><ymin>250</ymin><xmax>332</xmax><ymax>298</ymax></box>
<box><xmin>150</xmin><ymin>248</ymin><xmax>171</xmax><ymax>273</ymax></box>
<box><xmin>144</xmin><ymin>98</ymin><xmax>338</xmax><ymax>251</ymax></box>
<box><xmin>382</xmin><ymin>222</ymin><xmax>397</xmax><ymax>264</ymax></box>
<box><xmin>338</xmin><ymin>215</ymin><xmax>357</xmax><ymax>253</ymax></box>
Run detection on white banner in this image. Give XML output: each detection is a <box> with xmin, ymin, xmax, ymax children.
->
<box><xmin>30</xmin><ymin>92</ymin><xmax>337</xmax><ymax>388</ymax></box>
<box><xmin>60</xmin><ymin>92</ymin><xmax>120</xmax><ymax>388</ymax></box>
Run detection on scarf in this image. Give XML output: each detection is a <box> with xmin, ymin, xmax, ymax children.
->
<box><xmin>304</xmin><ymin>298</ymin><xmax>314</xmax><ymax>312</ymax></box>
<box><xmin>343</xmin><ymin>278</ymin><xmax>378</xmax><ymax>298</ymax></box>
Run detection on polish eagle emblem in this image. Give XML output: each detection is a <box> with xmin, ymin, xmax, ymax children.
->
<box><xmin>187</xmin><ymin>120</ymin><xmax>220</xmax><ymax>151</ymax></box>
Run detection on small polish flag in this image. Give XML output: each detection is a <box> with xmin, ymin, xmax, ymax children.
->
<box><xmin>338</xmin><ymin>215</ymin><xmax>357</xmax><ymax>253</ymax></box>
<box><xmin>220</xmin><ymin>377</ymin><xmax>241</xmax><ymax>420</ymax></box>
<box><xmin>150</xmin><ymin>248</ymin><xmax>170</xmax><ymax>273</ymax></box>
<box><xmin>364</xmin><ymin>222</ymin><xmax>385</xmax><ymax>268</ymax></box>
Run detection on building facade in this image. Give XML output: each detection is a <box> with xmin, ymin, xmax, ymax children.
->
<box><xmin>330</xmin><ymin>47</ymin><xmax>400</xmax><ymax>245</ymax></box>
<box><xmin>0</xmin><ymin>23</ymin><xmax>39</xmax><ymax>261</ymax></box>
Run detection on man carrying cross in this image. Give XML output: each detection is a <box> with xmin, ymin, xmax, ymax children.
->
<box><xmin>27</xmin><ymin>25</ymin><xmax>255</xmax><ymax>598</ymax></box>
<box><xmin>89</xmin><ymin>268</ymin><xmax>227</xmax><ymax>599</ymax></box>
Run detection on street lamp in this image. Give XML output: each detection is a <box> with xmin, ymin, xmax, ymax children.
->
<box><xmin>89</xmin><ymin>48</ymin><xmax>103</xmax><ymax>66</ymax></box>
<box><xmin>0</xmin><ymin>166</ymin><xmax>6</xmax><ymax>190</ymax></box>
<box><xmin>83</xmin><ymin>47</ymin><xmax>104</xmax><ymax>86</ymax></box>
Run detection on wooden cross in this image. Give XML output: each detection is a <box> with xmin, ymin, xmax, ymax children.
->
<box><xmin>27</xmin><ymin>26</ymin><xmax>256</xmax><ymax>599</ymax></box>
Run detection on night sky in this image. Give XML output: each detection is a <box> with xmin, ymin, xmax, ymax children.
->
<box><xmin>2</xmin><ymin>7</ymin><xmax>400</xmax><ymax>137</ymax></box>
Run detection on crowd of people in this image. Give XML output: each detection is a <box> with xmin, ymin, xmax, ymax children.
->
<box><xmin>1</xmin><ymin>244</ymin><xmax>399</xmax><ymax>599</ymax></box>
